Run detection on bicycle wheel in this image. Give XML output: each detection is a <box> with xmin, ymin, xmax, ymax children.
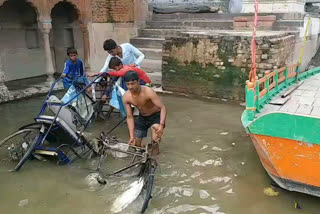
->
<box><xmin>0</xmin><ymin>128</ymin><xmax>40</xmax><ymax>171</ymax></box>
<box><xmin>141</xmin><ymin>159</ymin><xmax>157</xmax><ymax>213</ymax></box>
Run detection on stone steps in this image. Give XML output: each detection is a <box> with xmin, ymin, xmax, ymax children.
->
<box><xmin>147</xmin><ymin>72</ymin><xmax>162</xmax><ymax>86</ymax></box>
<box><xmin>139</xmin><ymin>48</ymin><xmax>162</xmax><ymax>60</ymax></box>
<box><xmin>152</xmin><ymin>12</ymin><xmax>305</xmax><ymax>21</ymax></box>
<box><xmin>140</xmin><ymin>59</ymin><xmax>162</xmax><ymax>85</ymax></box>
<box><xmin>146</xmin><ymin>20</ymin><xmax>234</xmax><ymax>30</ymax></box>
<box><xmin>146</xmin><ymin>19</ymin><xmax>303</xmax><ymax>31</ymax></box>
<box><xmin>130</xmin><ymin>37</ymin><xmax>165</xmax><ymax>49</ymax></box>
<box><xmin>141</xmin><ymin>58</ymin><xmax>162</xmax><ymax>71</ymax></box>
<box><xmin>139</xmin><ymin>29</ymin><xmax>186</xmax><ymax>38</ymax></box>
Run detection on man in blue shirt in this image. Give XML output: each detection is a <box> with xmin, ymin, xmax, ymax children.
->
<box><xmin>61</xmin><ymin>48</ymin><xmax>88</xmax><ymax>89</ymax></box>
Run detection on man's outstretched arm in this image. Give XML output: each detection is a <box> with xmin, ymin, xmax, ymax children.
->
<box><xmin>123</xmin><ymin>95</ymin><xmax>136</xmax><ymax>144</ymax></box>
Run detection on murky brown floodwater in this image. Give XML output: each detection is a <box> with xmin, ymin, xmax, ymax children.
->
<box><xmin>0</xmin><ymin>94</ymin><xmax>320</xmax><ymax>214</ymax></box>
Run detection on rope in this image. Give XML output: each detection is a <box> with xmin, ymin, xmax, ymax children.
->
<box><xmin>299</xmin><ymin>17</ymin><xmax>311</xmax><ymax>65</ymax></box>
<box><xmin>249</xmin><ymin>0</ymin><xmax>259</xmax><ymax>83</ymax></box>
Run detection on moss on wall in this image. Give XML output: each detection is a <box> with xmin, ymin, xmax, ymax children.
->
<box><xmin>163</xmin><ymin>59</ymin><xmax>248</xmax><ymax>100</ymax></box>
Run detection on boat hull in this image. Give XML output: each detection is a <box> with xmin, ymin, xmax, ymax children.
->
<box><xmin>250</xmin><ymin>133</ymin><xmax>320</xmax><ymax>197</ymax></box>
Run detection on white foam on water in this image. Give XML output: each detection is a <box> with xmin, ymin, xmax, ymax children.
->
<box><xmin>200</xmin><ymin>176</ymin><xmax>232</xmax><ymax>184</ymax></box>
<box><xmin>177</xmin><ymin>178</ymin><xmax>191</xmax><ymax>184</ymax></box>
<box><xmin>200</xmin><ymin>145</ymin><xmax>209</xmax><ymax>150</ymax></box>
<box><xmin>161</xmin><ymin>186</ymin><xmax>194</xmax><ymax>198</ymax></box>
<box><xmin>192</xmin><ymin>158</ymin><xmax>223</xmax><ymax>167</ymax></box>
<box><xmin>165</xmin><ymin>204</ymin><xmax>225</xmax><ymax>214</ymax></box>
<box><xmin>212</xmin><ymin>146</ymin><xmax>224</xmax><ymax>151</ymax></box>
<box><xmin>220</xmin><ymin>132</ymin><xmax>229</xmax><ymax>135</ymax></box>
<box><xmin>190</xmin><ymin>171</ymin><xmax>202</xmax><ymax>178</ymax></box>
<box><xmin>226</xmin><ymin>189</ymin><xmax>234</xmax><ymax>194</ymax></box>
<box><xmin>180</xmin><ymin>173</ymin><xmax>187</xmax><ymax>177</ymax></box>
<box><xmin>199</xmin><ymin>190</ymin><xmax>210</xmax><ymax>199</ymax></box>
<box><xmin>219</xmin><ymin>184</ymin><xmax>231</xmax><ymax>190</ymax></box>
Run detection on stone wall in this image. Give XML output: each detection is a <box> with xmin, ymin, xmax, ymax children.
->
<box><xmin>162</xmin><ymin>32</ymin><xmax>296</xmax><ymax>101</ymax></box>
<box><xmin>241</xmin><ymin>0</ymin><xmax>305</xmax><ymax>13</ymax></box>
<box><xmin>149</xmin><ymin>0</ymin><xmax>229</xmax><ymax>12</ymax></box>
<box><xmin>91</xmin><ymin>0</ymin><xmax>134</xmax><ymax>23</ymax></box>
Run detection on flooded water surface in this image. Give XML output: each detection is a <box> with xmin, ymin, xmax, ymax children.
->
<box><xmin>0</xmin><ymin>95</ymin><xmax>320</xmax><ymax>214</ymax></box>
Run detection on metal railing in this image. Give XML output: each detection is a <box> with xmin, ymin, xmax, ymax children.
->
<box><xmin>245</xmin><ymin>63</ymin><xmax>320</xmax><ymax>120</ymax></box>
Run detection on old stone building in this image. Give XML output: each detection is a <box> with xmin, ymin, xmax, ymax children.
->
<box><xmin>0</xmin><ymin>0</ymin><xmax>148</xmax><ymax>100</ymax></box>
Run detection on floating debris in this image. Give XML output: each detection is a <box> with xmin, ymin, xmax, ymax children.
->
<box><xmin>85</xmin><ymin>173</ymin><xmax>106</xmax><ymax>191</ymax></box>
<box><xmin>226</xmin><ymin>189</ymin><xmax>234</xmax><ymax>194</ymax></box>
<box><xmin>234</xmin><ymin>174</ymin><xmax>238</xmax><ymax>177</ymax></box>
<box><xmin>199</xmin><ymin>190</ymin><xmax>210</xmax><ymax>199</ymax></box>
<box><xmin>220</xmin><ymin>132</ymin><xmax>229</xmax><ymax>135</ymax></box>
<box><xmin>18</xmin><ymin>199</ymin><xmax>29</xmax><ymax>207</ymax></box>
<box><xmin>200</xmin><ymin>145</ymin><xmax>208</xmax><ymax>150</ymax></box>
<box><xmin>212</xmin><ymin>146</ymin><xmax>224</xmax><ymax>151</ymax></box>
<box><xmin>263</xmin><ymin>187</ymin><xmax>279</xmax><ymax>197</ymax></box>
<box><xmin>241</xmin><ymin>162</ymin><xmax>245</xmax><ymax>165</ymax></box>
<box><xmin>294</xmin><ymin>201</ymin><xmax>302</xmax><ymax>209</ymax></box>
<box><xmin>231</xmin><ymin>143</ymin><xmax>236</xmax><ymax>146</ymax></box>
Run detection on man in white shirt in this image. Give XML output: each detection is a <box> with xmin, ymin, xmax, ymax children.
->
<box><xmin>99</xmin><ymin>39</ymin><xmax>145</xmax><ymax>73</ymax></box>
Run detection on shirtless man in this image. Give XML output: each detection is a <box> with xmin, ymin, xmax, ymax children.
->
<box><xmin>122</xmin><ymin>71</ymin><xmax>166</xmax><ymax>155</ymax></box>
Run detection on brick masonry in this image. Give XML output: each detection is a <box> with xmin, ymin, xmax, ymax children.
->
<box><xmin>162</xmin><ymin>32</ymin><xmax>296</xmax><ymax>101</ymax></box>
<box><xmin>91</xmin><ymin>0</ymin><xmax>134</xmax><ymax>23</ymax></box>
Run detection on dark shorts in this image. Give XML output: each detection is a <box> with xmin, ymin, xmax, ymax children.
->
<box><xmin>135</xmin><ymin>111</ymin><xmax>161</xmax><ymax>138</ymax></box>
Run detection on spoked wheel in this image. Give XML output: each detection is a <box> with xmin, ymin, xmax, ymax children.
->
<box><xmin>141</xmin><ymin>159</ymin><xmax>157</xmax><ymax>214</ymax></box>
<box><xmin>0</xmin><ymin>128</ymin><xmax>40</xmax><ymax>171</ymax></box>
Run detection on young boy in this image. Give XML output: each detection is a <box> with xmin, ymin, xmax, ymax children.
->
<box><xmin>61</xmin><ymin>48</ymin><xmax>87</xmax><ymax>89</ymax></box>
<box><xmin>88</xmin><ymin>57</ymin><xmax>151</xmax><ymax>101</ymax></box>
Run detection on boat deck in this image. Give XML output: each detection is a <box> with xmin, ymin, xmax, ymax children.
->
<box><xmin>257</xmin><ymin>72</ymin><xmax>320</xmax><ymax>117</ymax></box>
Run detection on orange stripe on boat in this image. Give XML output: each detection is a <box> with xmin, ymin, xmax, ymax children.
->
<box><xmin>250</xmin><ymin>134</ymin><xmax>320</xmax><ymax>188</ymax></box>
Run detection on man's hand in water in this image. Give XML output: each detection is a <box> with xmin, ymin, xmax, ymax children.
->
<box><xmin>129</xmin><ymin>138</ymin><xmax>136</xmax><ymax>145</ymax></box>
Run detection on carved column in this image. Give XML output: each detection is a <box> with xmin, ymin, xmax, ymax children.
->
<box><xmin>134</xmin><ymin>0</ymin><xmax>150</xmax><ymax>28</ymax></box>
<box><xmin>80</xmin><ymin>22</ymin><xmax>91</xmax><ymax>72</ymax></box>
<box><xmin>0</xmin><ymin>54</ymin><xmax>12</xmax><ymax>102</ymax></box>
<box><xmin>39</xmin><ymin>20</ymin><xmax>55</xmax><ymax>82</ymax></box>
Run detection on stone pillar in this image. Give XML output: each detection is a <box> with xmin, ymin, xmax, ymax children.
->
<box><xmin>0</xmin><ymin>54</ymin><xmax>12</xmax><ymax>102</ymax></box>
<box><xmin>80</xmin><ymin>22</ymin><xmax>91</xmax><ymax>72</ymax></box>
<box><xmin>39</xmin><ymin>20</ymin><xmax>55</xmax><ymax>83</ymax></box>
<box><xmin>134</xmin><ymin>0</ymin><xmax>150</xmax><ymax>28</ymax></box>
